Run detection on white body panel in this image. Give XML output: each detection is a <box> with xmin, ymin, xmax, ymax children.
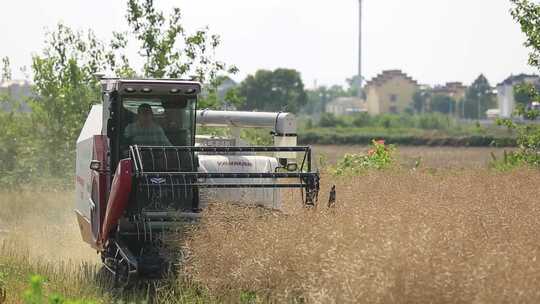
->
<box><xmin>75</xmin><ymin>105</ymin><xmax>103</xmax><ymax>219</ymax></box>
<box><xmin>75</xmin><ymin>105</ymin><xmax>292</xmax><ymax>215</ymax></box>
<box><xmin>198</xmin><ymin>155</ymin><xmax>281</xmax><ymax>209</ymax></box>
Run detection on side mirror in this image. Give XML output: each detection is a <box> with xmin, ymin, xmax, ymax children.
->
<box><xmin>90</xmin><ymin>160</ymin><xmax>101</xmax><ymax>171</ymax></box>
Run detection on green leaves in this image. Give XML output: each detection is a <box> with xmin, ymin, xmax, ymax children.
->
<box><xmin>237</xmin><ymin>68</ymin><xmax>307</xmax><ymax>113</ymax></box>
<box><xmin>333</xmin><ymin>140</ymin><xmax>396</xmax><ymax>175</ymax></box>
<box><xmin>491</xmin><ymin>0</ymin><xmax>540</xmax><ymax>169</ymax></box>
<box><xmin>2</xmin><ymin>1</ymin><xmax>239</xmax><ymax>187</ymax></box>
<box><xmin>463</xmin><ymin>74</ymin><xmax>496</xmax><ymax>119</ymax></box>
<box><xmin>511</xmin><ymin>0</ymin><xmax>540</xmax><ymax>67</ymax></box>
<box><xmin>513</xmin><ymin>82</ymin><xmax>539</xmax><ymax>106</ymax></box>
<box><xmin>29</xmin><ymin>24</ymin><xmax>105</xmax><ymax>177</ymax></box>
<box><xmin>124</xmin><ymin>0</ymin><xmax>235</xmax><ymax>83</ymax></box>
<box><xmin>1</xmin><ymin>57</ymin><xmax>11</xmax><ymax>82</ymax></box>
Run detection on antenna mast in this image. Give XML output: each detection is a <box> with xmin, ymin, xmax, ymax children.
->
<box><xmin>358</xmin><ymin>0</ymin><xmax>363</xmax><ymax>98</ymax></box>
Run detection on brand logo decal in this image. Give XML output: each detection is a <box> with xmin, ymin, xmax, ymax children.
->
<box><xmin>217</xmin><ymin>161</ymin><xmax>253</xmax><ymax>167</ymax></box>
<box><xmin>150</xmin><ymin>177</ymin><xmax>166</xmax><ymax>184</ymax></box>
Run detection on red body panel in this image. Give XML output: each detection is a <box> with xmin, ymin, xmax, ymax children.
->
<box><xmin>91</xmin><ymin>135</ymin><xmax>109</xmax><ymax>245</ymax></box>
<box><xmin>93</xmin><ymin>135</ymin><xmax>108</xmax><ymax>221</ymax></box>
<box><xmin>100</xmin><ymin>159</ymin><xmax>133</xmax><ymax>244</ymax></box>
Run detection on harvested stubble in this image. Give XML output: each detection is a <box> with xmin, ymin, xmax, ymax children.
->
<box><xmin>185</xmin><ymin>169</ymin><xmax>540</xmax><ymax>303</ymax></box>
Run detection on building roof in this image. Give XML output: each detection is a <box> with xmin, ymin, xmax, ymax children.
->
<box><xmin>432</xmin><ymin>82</ymin><xmax>467</xmax><ymax>95</ymax></box>
<box><xmin>445</xmin><ymin>82</ymin><xmax>467</xmax><ymax>89</ymax></box>
<box><xmin>497</xmin><ymin>74</ymin><xmax>539</xmax><ymax>87</ymax></box>
<box><xmin>365</xmin><ymin>70</ymin><xmax>418</xmax><ymax>87</ymax></box>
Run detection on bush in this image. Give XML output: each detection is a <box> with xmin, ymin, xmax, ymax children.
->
<box><xmin>494</xmin><ymin>114</ymin><xmax>540</xmax><ymax>169</ymax></box>
<box><xmin>332</xmin><ymin>140</ymin><xmax>396</xmax><ymax>175</ymax></box>
<box><xmin>489</xmin><ymin>150</ymin><xmax>540</xmax><ymax>171</ymax></box>
<box><xmin>352</xmin><ymin>112</ymin><xmax>371</xmax><ymax>127</ymax></box>
<box><xmin>319</xmin><ymin>113</ymin><xmax>342</xmax><ymax>127</ymax></box>
<box><xmin>318</xmin><ymin>113</ymin><xmax>457</xmax><ymax>131</ymax></box>
<box><xmin>416</xmin><ymin>114</ymin><xmax>447</xmax><ymax>130</ymax></box>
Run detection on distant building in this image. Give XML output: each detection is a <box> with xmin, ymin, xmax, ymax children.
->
<box><xmin>0</xmin><ymin>80</ymin><xmax>32</xmax><ymax>112</ymax></box>
<box><xmin>427</xmin><ymin>82</ymin><xmax>467</xmax><ymax>114</ymax></box>
<box><xmin>432</xmin><ymin>82</ymin><xmax>467</xmax><ymax>101</ymax></box>
<box><xmin>325</xmin><ymin>96</ymin><xmax>366</xmax><ymax>116</ymax></box>
<box><xmin>364</xmin><ymin>70</ymin><xmax>419</xmax><ymax>115</ymax></box>
<box><xmin>496</xmin><ymin>74</ymin><xmax>540</xmax><ymax>118</ymax></box>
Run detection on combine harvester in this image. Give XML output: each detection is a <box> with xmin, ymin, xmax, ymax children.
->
<box><xmin>74</xmin><ymin>78</ymin><xmax>320</xmax><ymax>283</ymax></box>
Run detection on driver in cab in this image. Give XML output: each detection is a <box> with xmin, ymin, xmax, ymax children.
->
<box><xmin>125</xmin><ymin>103</ymin><xmax>172</xmax><ymax>146</ymax></box>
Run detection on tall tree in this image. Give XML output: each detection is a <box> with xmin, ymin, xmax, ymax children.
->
<box><xmin>304</xmin><ymin>85</ymin><xmax>348</xmax><ymax>114</ymax></box>
<box><xmin>490</xmin><ymin>0</ymin><xmax>540</xmax><ymax>168</ymax></box>
<box><xmin>463</xmin><ymin>74</ymin><xmax>495</xmax><ymax>119</ymax></box>
<box><xmin>31</xmin><ymin>24</ymin><xmax>110</xmax><ymax>175</ymax></box>
<box><xmin>413</xmin><ymin>90</ymin><xmax>430</xmax><ymax>114</ymax></box>
<box><xmin>1</xmin><ymin>57</ymin><xmax>11</xmax><ymax>82</ymax></box>
<box><xmin>512</xmin><ymin>0</ymin><xmax>540</xmax><ymax>68</ymax></box>
<box><xmin>346</xmin><ymin>75</ymin><xmax>362</xmax><ymax>97</ymax></box>
<box><xmin>238</xmin><ymin>68</ymin><xmax>307</xmax><ymax>113</ymax></box>
<box><xmin>431</xmin><ymin>95</ymin><xmax>456</xmax><ymax>115</ymax></box>
<box><xmin>513</xmin><ymin>82</ymin><xmax>538</xmax><ymax>107</ymax></box>
<box><xmin>28</xmin><ymin>1</ymin><xmax>237</xmax><ymax>177</ymax></box>
<box><xmin>123</xmin><ymin>0</ymin><xmax>237</xmax><ymax>82</ymax></box>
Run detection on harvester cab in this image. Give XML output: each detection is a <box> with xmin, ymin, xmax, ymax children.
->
<box><xmin>74</xmin><ymin>78</ymin><xmax>319</xmax><ymax>282</ymax></box>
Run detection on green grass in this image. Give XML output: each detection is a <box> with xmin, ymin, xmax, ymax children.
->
<box><xmin>0</xmin><ymin>242</ymin><xmax>111</xmax><ymax>303</ymax></box>
<box><xmin>0</xmin><ymin>240</ymin><xmax>263</xmax><ymax>304</ymax></box>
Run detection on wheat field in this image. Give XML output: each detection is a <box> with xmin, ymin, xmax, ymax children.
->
<box><xmin>1</xmin><ymin>147</ymin><xmax>540</xmax><ymax>303</ymax></box>
<box><xmin>185</xmin><ymin>169</ymin><xmax>540</xmax><ymax>303</ymax></box>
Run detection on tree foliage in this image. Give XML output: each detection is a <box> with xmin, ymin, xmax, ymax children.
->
<box><xmin>346</xmin><ymin>75</ymin><xmax>363</xmax><ymax>97</ymax></box>
<box><xmin>463</xmin><ymin>74</ymin><xmax>495</xmax><ymax>119</ymax></box>
<box><xmin>511</xmin><ymin>0</ymin><xmax>540</xmax><ymax>68</ymax></box>
<box><xmin>238</xmin><ymin>68</ymin><xmax>307</xmax><ymax>113</ymax></box>
<box><xmin>1</xmin><ymin>57</ymin><xmax>11</xmax><ymax>82</ymax></box>
<box><xmin>513</xmin><ymin>82</ymin><xmax>538</xmax><ymax>107</ymax></box>
<box><xmin>124</xmin><ymin>0</ymin><xmax>237</xmax><ymax>82</ymax></box>
<box><xmin>0</xmin><ymin>0</ymin><xmax>238</xmax><ymax>186</ymax></box>
<box><xmin>30</xmin><ymin>24</ymin><xmax>110</xmax><ymax>176</ymax></box>
<box><xmin>490</xmin><ymin>0</ymin><xmax>540</xmax><ymax>169</ymax></box>
<box><xmin>412</xmin><ymin>90</ymin><xmax>429</xmax><ymax>114</ymax></box>
<box><xmin>431</xmin><ymin>95</ymin><xmax>456</xmax><ymax>114</ymax></box>
<box><xmin>304</xmin><ymin>85</ymin><xmax>348</xmax><ymax>114</ymax></box>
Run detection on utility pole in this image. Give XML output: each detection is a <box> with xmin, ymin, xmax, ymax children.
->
<box><xmin>357</xmin><ymin>0</ymin><xmax>363</xmax><ymax>98</ymax></box>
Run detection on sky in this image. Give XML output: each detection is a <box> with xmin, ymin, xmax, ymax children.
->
<box><xmin>0</xmin><ymin>0</ymin><xmax>537</xmax><ymax>88</ymax></box>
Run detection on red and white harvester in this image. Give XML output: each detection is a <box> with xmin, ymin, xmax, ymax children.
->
<box><xmin>74</xmin><ymin>78</ymin><xmax>319</xmax><ymax>283</ymax></box>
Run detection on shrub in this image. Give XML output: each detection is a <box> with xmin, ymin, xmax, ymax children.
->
<box><xmin>415</xmin><ymin>113</ymin><xmax>448</xmax><ymax>130</ymax></box>
<box><xmin>489</xmin><ymin>150</ymin><xmax>537</xmax><ymax>171</ymax></box>
<box><xmin>332</xmin><ymin>139</ymin><xmax>396</xmax><ymax>175</ymax></box>
<box><xmin>319</xmin><ymin>113</ymin><xmax>341</xmax><ymax>127</ymax></box>
<box><xmin>351</xmin><ymin>112</ymin><xmax>371</xmax><ymax>127</ymax></box>
<box><xmin>493</xmin><ymin>117</ymin><xmax>540</xmax><ymax>170</ymax></box>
